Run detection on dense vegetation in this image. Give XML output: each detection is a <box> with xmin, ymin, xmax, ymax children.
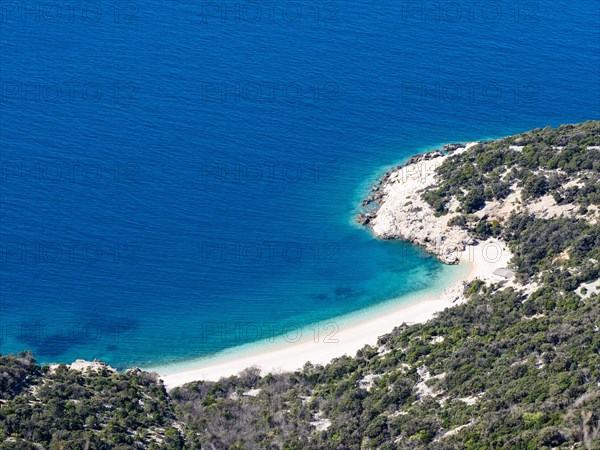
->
<box><xmin>1</xmin><ymin>121</ymin><xmax>599</xmax><ymax>449</ymax></box>
<box><xmin>0</xmin><ymin>354</ymin><xmax>184</xmax><ymax>449</ymax></box>
<box><xmin>173</xmin><ymin>285</ymin><xmax>599</xmax><ymax>449</ymax></box>
<box><xmin>423</xmin><ymin>121</ymin><xmax>600</xmax><ymax>216</ymax></box>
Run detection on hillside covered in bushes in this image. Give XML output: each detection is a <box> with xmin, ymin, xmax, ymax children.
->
<box><xmin>1</xmin><ymin>122</ymin><xmax>599</xmax><ymax>449</ymax></box>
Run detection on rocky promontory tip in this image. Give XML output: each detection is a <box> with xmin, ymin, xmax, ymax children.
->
<box><xmin>358</xmin><ymin>124</ymin><xmax>600</xmax><ymax>265</ymax></box>
<box><xmin>359</xmin><ymin>150</ymin><xmax>447</xmax><ymax>211</ymax></box>
<box><xmin>357</xmin><ymin>144</ymin><xmax>474</xmax><ymax>264</ymax></box>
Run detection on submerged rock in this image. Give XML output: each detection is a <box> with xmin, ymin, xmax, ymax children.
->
<box><xmin>356</xmin><ymin>213</ymin><xmax>374</xmax><ymax>225</ymax></box>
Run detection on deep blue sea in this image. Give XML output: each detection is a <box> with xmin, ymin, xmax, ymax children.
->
<box><xmin>1</xmin><ymin>1</ymin><xmax>599</xmax><ymax>368</ymax></box>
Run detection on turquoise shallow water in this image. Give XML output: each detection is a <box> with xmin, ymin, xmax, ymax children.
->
<box><xmin>150</xmin><ymin>259</ymin><xmax>469</xmax><ymax>375</ymax></box>
<box><xmin>1</xmin><ymin>1</ymin><xmax>599</xmax><ymax>368</ymax></box>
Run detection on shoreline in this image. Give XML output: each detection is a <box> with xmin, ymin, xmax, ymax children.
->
<box><xmin>155</xmin><ymin>141</ymin><xmax>516</xmax><ymax>389</ymax></box>
<box><xmin>155</xmin><ymin>142</ymin><xmax>515</xmax><ymax>389</ymax></box>
<box><xmin>156</xmin><ymin>240</ymin><xmax>510</xmax><ymax>389</ymax></box>
<box><xmin>358</xmin><ymin>142</ymin><xmax>480</xmax><ymax>264</ymax></box>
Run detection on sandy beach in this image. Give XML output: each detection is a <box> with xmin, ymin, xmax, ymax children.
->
<box><xmin>157</xmin><ymin>143</ymin><xmax>516</xmax><ymax>389</ymax></box>
<box><xmin>157</xmin><ymin>239</ymin><xmax>512</xmax><ymax>389</ymax></box>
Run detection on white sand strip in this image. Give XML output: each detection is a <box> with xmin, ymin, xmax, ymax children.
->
<box><xmin>158</xmin><ymin>295</ymin><xmax>449</xmax><ymax>388</ymax></box>
<box><xmin>156</xmin><ymin>240</ymin><xmax>511</xmax><ymax>389</ymax></box>
<box><xmin>156</xmin><ymin>144</ymin><xmax>513</xmax><ymax>389</ymax></box>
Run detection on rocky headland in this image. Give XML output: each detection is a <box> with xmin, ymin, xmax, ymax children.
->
<box><xmin>357</xmin><ymin>133</ymin><xmax>600</xmax><ymax>268</ymax></box>
<box><xmin>357</xmin><ymin>143</ymin><xmax>479</xmax><ymax>264</ymax></box>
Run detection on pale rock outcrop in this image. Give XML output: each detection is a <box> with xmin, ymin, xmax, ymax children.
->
<box><xmin>48</xmin><ymin>359</ymin><xmax>117</xmax><ymax>374</ymax></box>
<box><xmin>370</xmin><ymin>145</ymin><xmax>479</xmax><ymax>264</ymax></box>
